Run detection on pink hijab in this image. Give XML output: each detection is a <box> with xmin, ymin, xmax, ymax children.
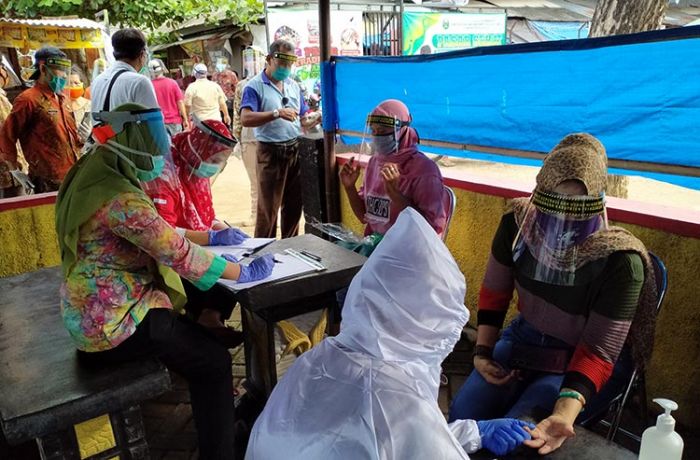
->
<box><xmin>369</xmin><ymin>99</ymin><xmax>420</xmax><ymax>168</ymax></box>
<box><xmin>361</xmin><ymin>99</ymin><xmax>446</xmax><ymax>235</ymax></box>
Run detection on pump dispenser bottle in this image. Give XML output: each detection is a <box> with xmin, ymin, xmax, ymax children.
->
<box><xmin>638</xmin><ymin>398</ymin><xmax>684</xmax><ymax>460</ymax></box>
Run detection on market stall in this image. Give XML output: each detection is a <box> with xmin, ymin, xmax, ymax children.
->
<box><xmin>0</xmin><ymin>17</ymin><xmax>110</xmax><ymax>95</ymax></box>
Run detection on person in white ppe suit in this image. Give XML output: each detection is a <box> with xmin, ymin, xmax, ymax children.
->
<box><xmin>246</xmin><ymin>207</ymin><xmax>535</xmax><ymax>459</ymax></box>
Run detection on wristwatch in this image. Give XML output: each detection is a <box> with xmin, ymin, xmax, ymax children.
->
<box><xmin>272</xmin><ymin>109</ymin><xmax>280</xmax><ymax>119</ymax></box>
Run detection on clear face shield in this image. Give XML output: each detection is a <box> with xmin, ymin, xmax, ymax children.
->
<box><xmin>44</xmin><ymin>57</ymin><xmax>71</xmax><ymax>93</ymax></box>
<box><xmin>92</xmin><ymin>108</ymin><xmax>172</xmax><ymax>182</ymax></box>
<box><xmin>270</xmin><ymin>52</ymin><xmax>297</xmax><ymax>81</ymax></box>
<box><xmin>185</xmin><ymin>115</ymin><xmax>238</xmax><ymax>180</ymax></box>
<box><xmin>358</xmin><ymin>114</ymin><xmax>408</xmax><ymax>159</ymax></box>
<box><xmin>512</xmin><ymin>190</ymin><xmax>608</xmax><ymax>286</ymax></box>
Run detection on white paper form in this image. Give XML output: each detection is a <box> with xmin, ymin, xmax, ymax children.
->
<box><xmin>234</xmin><ymin>238</ymin><xmax>275</xmax><ymax>251</ymax></box>
<box><xmin>217</xmin><ymin>252</ymin><xmax>324</xmax><ymax>291</ymax></box>
<box><xmin>203</xmin><ymin>238</ymin><xmax>276</xmax><ymax>262</ymax></box>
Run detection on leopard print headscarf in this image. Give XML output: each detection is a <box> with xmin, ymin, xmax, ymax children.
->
<box><xmin>512</xmin><ymin>133</ymin><xmax>658</xmax><ymax>370</ymax></box>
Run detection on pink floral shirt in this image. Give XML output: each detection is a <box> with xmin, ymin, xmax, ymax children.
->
<box><xmin>60</xmin><ymin>192</ymin><xmax>226</xmax><ymax>352</ymax></box>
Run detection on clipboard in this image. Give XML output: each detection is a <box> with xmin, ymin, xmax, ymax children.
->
<box><xmin>217</xmin><ymin>250</ymin><xmax>325</xmax><ymax>292</ymax></box>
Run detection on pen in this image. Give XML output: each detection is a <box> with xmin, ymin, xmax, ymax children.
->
<box><xmin>223</xmin><ymin>220</ymin><xmax>233</xmax><ymax>228</ymax></box>
<box><xmin>300</xmin><ymin>250</ymin><xmax>322</xmax><ymax>262</ymax></box>
<box><xmin>273</xmin><ymin>257</ymin><xmax>282</xmax><ymax>264</ymax></box>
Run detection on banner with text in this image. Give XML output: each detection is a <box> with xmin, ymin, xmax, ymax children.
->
<box><xmin>267</xmin><ymin>8</ymin><xmax>363</xmax><ymax>95</ymax></box>
<box><xmin>403</xmin><ymin>11</ymin><xmax>506</xmax><ymax>55</ymax></box>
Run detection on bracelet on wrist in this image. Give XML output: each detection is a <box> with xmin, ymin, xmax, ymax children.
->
<box><xmin>473</xmin><ymin>345</ymin><xmax>494</xmax><ymax>360</ymax></box>
<box><xmin>558</xmin><ymin>390</ymin><xmax>586</xmax><ymax>408</ymax></box>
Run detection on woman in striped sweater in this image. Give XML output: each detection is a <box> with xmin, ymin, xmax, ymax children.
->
<box><xmin>448</xmin><ymin>133</ymin><xmax>658</xmax><ymax>455</ymax></box>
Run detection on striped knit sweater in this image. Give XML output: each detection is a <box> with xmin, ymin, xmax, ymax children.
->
<box><xmin>477</xmin><ymin>212</ymin><xmax>644</xmax><ymax>403</ymax></box>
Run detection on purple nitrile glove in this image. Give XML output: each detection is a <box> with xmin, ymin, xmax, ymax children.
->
<box><xmin>208</xmin><ymin>228</ymin><xmax>249</xmax><ymax>246</ymax></box>
<box><xmin>237</xmin><ymin>254</ymin><xmax>275</xmax><ymax>283</ymax></box>
<box><xmin>221</xmin><ymin>253</ymin><xmax>243</xmax><ymax>263</ymax></box>
<box><xmin>477</xmin><ymin>419</ymin><xmax>535</xmax><ymax>456</ymax></box>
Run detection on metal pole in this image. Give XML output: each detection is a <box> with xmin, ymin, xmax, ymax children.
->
<box><xmin>319</xmin><ymin>0</ymin><xmax>340</xmax><ymax>222</ymax></box>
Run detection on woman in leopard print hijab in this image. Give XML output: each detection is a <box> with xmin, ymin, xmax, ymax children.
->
<box><xmin>450</xmin><ymin>133</ymin><xmax>658</xmax><ymax>455</ymax></box>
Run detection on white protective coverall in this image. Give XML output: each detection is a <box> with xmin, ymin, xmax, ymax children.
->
<box><xmin>246</xmin><ymin>207</ymin><xmax>482</xmax><ymax>460</ymax></box>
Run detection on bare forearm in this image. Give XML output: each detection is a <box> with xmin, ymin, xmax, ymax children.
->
<box><xmin>344</xmin><ymin>185</ymin><xmax>366</xmax><ymax>222</ymax></box>
<box><xmin>551</xmin><ymin>392</ymin><xmax>583</xmax><ymax>425</ymax></box>
<box><xmin>184</xmin><ymin>230</ymin><xmax>210</xmax><ymax>246</ymax></box>
<box><xmin>221</xmin><ymin>261</ymin><xmax>241</xmax><ymax>280</ymax></box>
<box><xmin>241</xmin><ymin>109</ymin><xmax>275</xmax><ymax>128</ymax></box>
<box><xmin>178</xmin><ymin>101</ymin><xmax>187</xmax><ymax>121</ymax></box>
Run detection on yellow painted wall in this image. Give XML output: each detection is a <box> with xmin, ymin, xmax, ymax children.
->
<box><xmin>341</xmin><ymin>185</ymin><xmax>700</xmax><ymax>426</ymax></box>
<box><xmin>0</xmin><ymin>204</ymin><xmax>60</xmax><ymax>277</ymax></box>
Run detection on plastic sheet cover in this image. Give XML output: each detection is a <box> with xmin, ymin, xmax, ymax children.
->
<box><xmin>328</xmin><ymin>26</ymin><xmax>700</xmax><ymax>189</ymax></box>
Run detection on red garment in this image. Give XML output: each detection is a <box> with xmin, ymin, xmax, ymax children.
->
<box><xmin>145</xmin><ymin>120</ymin><xmax>234</xmax><ymax>231</ymax></box>
<box><xmin>0</xmin><ymin>82</ymin><xmax>80</xmax><ymax>181</ymax></box>
<box><xmin>213</xmin><ymin>70</ymin><xmax>238</xmax><ymax>100</ymax></box>
<box><xmin>151</xmin><ymin>77</ymin><xmax>184</xmax><ymax>124</ymax></box>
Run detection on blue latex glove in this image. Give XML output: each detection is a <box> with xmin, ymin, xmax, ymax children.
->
<box><xmin>237</xmin><ymin>254</ymin><xmax>275</xmax><ymax>283</ymax></box>
<box><xmin>221</xmin><ymin>253</ymin><xmax>243</xmax><ymax>263</ymax></box>
<box><xmin>477</xmin><ymin>419</ymin><xmax>535</xmax><ymax>456</ymax></box>
<box><xmin>208</xmin><ymin>228</ymin><xmax>249</xmax><ymax>246</ymax></box>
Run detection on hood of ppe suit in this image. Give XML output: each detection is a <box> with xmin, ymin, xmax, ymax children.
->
<box><xmin>245</xmin><ymin>208</ymin><xmax>475</xmax><ymax>460</ymax></box>
<box><xmin>336</xmin><ymin>207</ymin><xmax>468</xmax><ymax>369</ymax></box>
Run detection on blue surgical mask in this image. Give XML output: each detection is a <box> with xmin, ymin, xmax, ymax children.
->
<box><xmin>194</xmin><ymin>161</ymin><xmax>220</xmax><ymax>178</ymax></box>
<box><xmin>272</xmin><ymin>67</ymin><xmax>291</xmax><ymax>81</ymax></box>
<box><xmin>104</xmin><ymin>141</ymin><xmax>165</xmax><ymax>182</ymax></box>
<box><xmin>137</xmin><ymin>155</ymin><xmax>165</xmax><ymax>182</ymax></box>
<box><xmin>47</xmin><ymin>72</ymin><xmax>67</xmax><ymax>94</ymax></box>
<box><xmin>371</xmin><ymin>133</ymin><xmax>398</xmax><ymax>156</ymax></box>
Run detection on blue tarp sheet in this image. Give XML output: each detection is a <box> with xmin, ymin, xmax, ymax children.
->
<box><xmin>325</xmin><ymin>26</ymin><xmax>700</xmax><ymax>189</ymax></box>
<box><xmin>529</xmin><ymin>21</ymin><xmax>589</xmax><ymax>41</ymax></box>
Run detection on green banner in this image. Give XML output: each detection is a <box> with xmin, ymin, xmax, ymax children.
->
<box><xmin>403</xmin><ymin>12</ymin><xmax>506</xmax><ymax>55</ymax></box>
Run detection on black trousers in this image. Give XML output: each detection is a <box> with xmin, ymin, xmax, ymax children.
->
<box><xmin>79</xmin><ymin>309</ymin><xmax>235</xmax><ymax>459</ymax></box>
<box><xmin>254</xmin><ymin>140</ymin><xmax>302</xmax><ymax>238</ymax></box>
<box><xmin>182</xmin><ymin>278</ymin><xmax>235</xmax><ymax>322</ymax></box>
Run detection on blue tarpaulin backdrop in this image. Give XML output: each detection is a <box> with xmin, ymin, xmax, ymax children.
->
<box><xmin>323</xmin><ymin>26</ymin><xmax>700</xmax><ymax>190</ymax></box>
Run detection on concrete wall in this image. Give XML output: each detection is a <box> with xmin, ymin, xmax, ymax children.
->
<box><xmin>338</xmin><ymin>158</ymin><xmax>700</xmax><ymax>426</ymax></box>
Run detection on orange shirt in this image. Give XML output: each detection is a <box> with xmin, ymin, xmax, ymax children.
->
<box><xmin>0</xmin><ymin>82</ymin><xmax>80</xmax><ymax>181</ymax></box>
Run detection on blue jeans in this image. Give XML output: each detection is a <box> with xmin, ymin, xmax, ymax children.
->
<box><xmin>448</xmin><ymin>315</ymin><xmax>634</xmax><ymax>423</ymax></box>
<box><xmin>165</xmin><ymin>123</ymin><xmax>183</xmax><ymax>138</ymax></box>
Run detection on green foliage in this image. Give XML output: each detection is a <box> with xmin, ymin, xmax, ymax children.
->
<box><xmin>1</xmin><ymin>0</ymin><xmax>263</xmax><ymax>32</ymax></box>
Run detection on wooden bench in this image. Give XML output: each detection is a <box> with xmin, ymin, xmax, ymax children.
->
<box><xmin>0</xmin><ymin>267</ymin><xmax>171</xmax><ymax>459</ymax></box>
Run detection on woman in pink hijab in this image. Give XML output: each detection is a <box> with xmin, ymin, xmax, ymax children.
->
<box><xmin>340</xmin><ymin>99</ymin><xmax>446</xmax><ymax>254</ymax></box>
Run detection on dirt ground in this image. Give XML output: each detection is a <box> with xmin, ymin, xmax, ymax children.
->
<box><xmin>211</xmin><ymin>151</ymin><xmax>700</xmax><ymax>225</ymax></box>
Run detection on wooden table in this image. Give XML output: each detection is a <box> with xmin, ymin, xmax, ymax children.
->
<box><xmin>0</xmin><ymin>267</ymin><xmax>171</xmax><ymax>458</ymax></box>
<box><xmin>470</xmin><ymin>424</ymin><xmax>636</xmax><ymax>459</ymax></box>
<box><xmin>217</xmin><ymin>234</ymin><xmax>366</xmax><ymax>399</ymax></box>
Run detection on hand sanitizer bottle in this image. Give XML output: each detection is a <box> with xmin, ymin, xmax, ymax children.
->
<box><xmin>638</xmin><ymin>398</ymin><xmax>684</xmax><ymax>460</ymax></box>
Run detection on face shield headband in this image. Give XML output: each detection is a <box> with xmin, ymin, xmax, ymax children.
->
<box><xmin>45</xmin><ymin>57</ymin><xmax>72</xmax><ymax>74</ymax></box>
<box><xmin>360</xmin><ymin>114</ymin><xmax>411</xmax><ymax>157</ymax></box>
<box><xmin>512</xmin><ymin>190</ymin><xmax>607</xmax><ymax>286</ymax></box>
<box><xmin>272</xmin><ymin>52</ymin><xmax>297</xmax><ymax>64</ymax></box>
<box><xmin>92</xmin><ymin>108</ymin><xmax>171</xmax><ymax>157</ymax></box>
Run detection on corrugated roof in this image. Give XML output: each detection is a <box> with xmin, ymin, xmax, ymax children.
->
<box><xmin>0</xmin><ymin>17</ymin><xmax>104</xmax><ymax>30</ymax></box>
